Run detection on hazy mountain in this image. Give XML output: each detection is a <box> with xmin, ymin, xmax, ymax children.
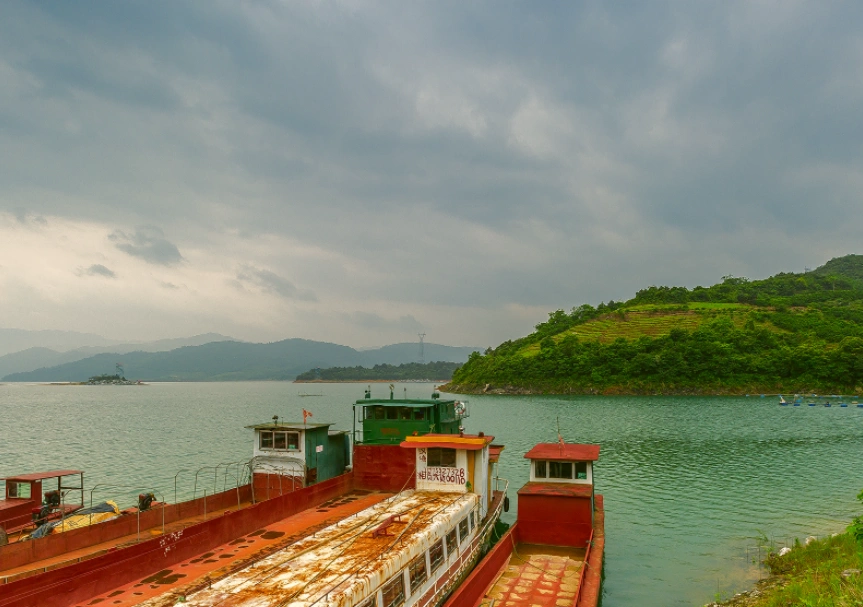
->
<box><xmin>0</xmin><ymin>329</ymin><xmax>122</xmax><ymax>357</ymax></box>
<box><xmin>0</xmin><ymin>333</ymin><xmax>235</xmax><ymax>378</ymax></box>
<box><xmin>357</xmin><ymin>343</ymin><xmax>479</xmax><ymax>366</ymax></box>
<box><xmin>2</xmin><ymin>339</ymin><xmax>480</xmax><ymax>382</ymax></box>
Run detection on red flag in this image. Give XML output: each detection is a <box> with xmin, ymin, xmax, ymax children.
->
<box><xmin>303</xmin><ymin>409</ymin><xmax>312</xmax><ymax>425</ymax></box>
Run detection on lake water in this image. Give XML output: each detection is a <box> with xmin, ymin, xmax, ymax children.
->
<box><xmin>1</xmin><ymin>382</ymin><xmax>862</xmax><ymax>606</ymax></box>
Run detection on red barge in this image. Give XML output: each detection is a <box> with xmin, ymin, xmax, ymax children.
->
<box><xmin>0</xmin><ymin>389</ymin><xmax>603</xmax><ymax>607</ymax></box>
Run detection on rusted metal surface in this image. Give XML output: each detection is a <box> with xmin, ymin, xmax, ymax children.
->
<box><xmin>142</xmin><ymin>490</ymin><xmax>479</xmax><ymax>607</ymax></box>
<box><xmin>479</xmin><ymin>543</ymin><xmax>586</xmax><ymax>607</ymax></box>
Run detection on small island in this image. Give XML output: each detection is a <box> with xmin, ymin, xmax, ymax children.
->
<box><xmin>85</xmin><ymin>374</ymin><xmax>144</xmax><ymax>386</ymax></box>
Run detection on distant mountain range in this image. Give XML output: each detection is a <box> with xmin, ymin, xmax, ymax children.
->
<box><xmin>1</xmin><ymin>338</ymin><xmax>480</xmax><ymax>382</ymax></box>
<box><xmin>0</xmin><ymin>333</ymin><xmax>235</xmax><ymax>378</ymax></box>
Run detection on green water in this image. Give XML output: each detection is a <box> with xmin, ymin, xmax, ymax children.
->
<box><xmin>1</xmin><ymin>382</ymin><xmax>862</xmax><ymax>606</ymax></box>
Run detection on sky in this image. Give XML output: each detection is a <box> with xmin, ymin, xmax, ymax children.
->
<box><xmin>2</xmin><ymin>1</ymin><xmax>863</xmax><ymax>349</ymax></box>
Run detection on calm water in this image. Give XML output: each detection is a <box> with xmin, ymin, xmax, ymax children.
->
<box><xmin>1</xmin><ymin>382</ymin><xmax>862</xmax><ymax>606</ymax></box>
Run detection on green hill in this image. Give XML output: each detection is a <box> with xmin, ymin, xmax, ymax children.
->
<box><xmin>445</xmin><ymin>255</ymin><xmax>863</xmax><ymax>395</ymax></box>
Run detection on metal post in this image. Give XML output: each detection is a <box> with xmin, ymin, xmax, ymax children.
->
<box><xmin>203</xmin><ymin>489</ymin><xmax>207</xmax><ymax>520</ymax></box>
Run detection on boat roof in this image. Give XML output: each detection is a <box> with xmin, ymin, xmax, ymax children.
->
<box><xmin>355</xmin><ymin>399</ymin><xmax>459</xmax><ymax>407</ymax></box>
<box><xmin>245</xmin><ymin>422</ymin><xmax>333</xmax><ymax>431</ymax></box>
<box><xmin>400</xmin><ymin>433</ymin><xmax>493</xmax><ymax>451</ymax></box>
<box><xmin>524</xmin><ymin>443</ymin><xmax>600</xmax><ymax>462</ymax></box>
<box><xmin>489</xmin><ymin>445</ymin><xmax>505</xmax><ymax>463</ymax></box>
<box><xmin>176</xmin><ymin>490</ymin><xmax>476</xmax><ymax>607</ymax></box>
<box><xmin>2</xmin><ymin>470</ymin><xmax>82</xmax><ymax>482</ymax></box>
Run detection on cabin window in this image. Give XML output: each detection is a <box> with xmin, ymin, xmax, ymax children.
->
<box><xmin>549</xmin><ymin>461</ymin><xmax>573</xmax><ymax>479</ymax></box>
<box><xmin>467</xmin><ymin>511</ymin><xmax>473</xmax><ymax>533</ymax></box>
<box><xmin>7</xmin><ymin>482</ymin><xmax>31</xmax><ymax>499</ymax></box>
<box><xmin>458</xmin><ymin>517</ymin><xmax>469</xmax><ymax>543</ymax></box>
<box><xmin>413</xmin><ymin>409</ymin><xmax>426</xmax><ymax>420</ymax></box>
<box><xmin>408</xmin><ymin>553</ymin><xmax>428</xmax><ymax>593</ymax></box>
<box><xmin>356</xmin><ymin>596</ymin><xmax>377</xmax><ymax>607</ymax></box>
<box><xmin>427</xmin><ymin>448</ymin><xmax>457</xmax><ymax>468</ymax></box>
<box><xmin>259</xmin><ymin>431</ymin><xmax>300</xmax><ymax>451</ymax></box>
<box><xmin>364</xmin><ymin>406</ymin><xmax>374</xmax><ymax>420</ymax></box>
<box><xmin>374</xmin><ymin>406</ymin><xmax>386</xmax><ymax>420</ymax></box>
<box><xmin>446</xmin><ymin>529</ymin><xmax>458</xmax><ymax>557</ymax></box>
<box><xmin>381</xmin><ymin>573</ymin><xmax>405</xmax><ymax>607</ymax></box>
<box><xmin>386</xmin><ymin>407</ymin><xmax>399</xmax><ymax>420</ymax></box>
<box><xmin>429</xmin><ymin>539</ymin><xmax>445</xmax><ymax>573</ymax></box>
<box><xmin>534</xmin><ymin>460</ymin><xmax>546</xmax><ymax>478</ymax></box>
<box><xmin>576</xmin><ymin>462</ymin><xmax>588</xmax><ymax>480</ymax></box>
<box><xmin>400</xmin><ymin>407</ymin><xmax>412</xmax><ymax>420</ymax></box>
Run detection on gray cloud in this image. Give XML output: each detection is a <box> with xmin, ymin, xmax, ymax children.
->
<box><xmin>1</xmin><ymin>2</ymin><xmax>863</xmax><ymax>346</ymax></box>
<box><xmin>79</xmin><ymin>264</ymin><xmax>116</xmax><ymax>278</ymax></box>
<box><xmin>346</xmin><ymin>312</ymin><xmax>424</xmax><ymax>333</ymax></box>
<box><xmin>236</xmin><ymin>265</ymin><xmax>316</xmax><ymax>302</ymax></box>
<box><xmin>108</xmin><ymin>227</ymin><xmax>183</xmax><ymax>266</ymax></box>
<box><xmin>13</xmin><ymin>210</ymin><xmax>47</xmax><ymax>227</ymax></box>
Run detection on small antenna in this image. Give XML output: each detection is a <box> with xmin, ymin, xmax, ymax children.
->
<box><xmin>557</xmin><ymin>416</ymin><xmax>564</xmax><ymax>454</ymax></box>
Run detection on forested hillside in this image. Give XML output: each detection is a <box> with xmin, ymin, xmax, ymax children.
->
<box><xmin>445</xmin><ymin>255</ymin><xmax>863</xmax><ymax>395</ymax></box>
<box><xmin>295</xmin><ymin>361</ymin><xmax>461</xmax><ymax>382</ymax></box>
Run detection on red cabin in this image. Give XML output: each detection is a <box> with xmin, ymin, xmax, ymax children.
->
<box><xmin>0</xmin><ymin>470</ymin><xmax>84</xmax><ymax>541</ymax></box>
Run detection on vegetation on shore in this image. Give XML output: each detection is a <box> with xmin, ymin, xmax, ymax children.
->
<box><xmin>446</xmin><ymin>255</ymin><xmax>863</xmax><ymax>395</ymax></box>
<box><xmin>708</xmin><ymin>491</ymin><xmax>863</xmax><ymax>606</ymax></box>
<box><xmin>295</xmin><ymin>361</ymin><xmax>461</xmax><ymax>382</ymax></box>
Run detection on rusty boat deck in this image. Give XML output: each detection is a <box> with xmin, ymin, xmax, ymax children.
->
<box><xmin>478</xmin><ymin>544</ymin><xmax>585</xmax><ymax>607</ymax></box>
<box><xmin>70</xmin><ymin>491</ymin><xmax>391</xmax><ymax>607</ymax></box>
<box><xmin>0</xmin><ymin>500</ymin><xmax>255</xmax><ymax>584</ymax></box>
<box><xmin>135</xmin><ymin>490</ymin><xmax>477</xmax><ymax>607</ymax></box>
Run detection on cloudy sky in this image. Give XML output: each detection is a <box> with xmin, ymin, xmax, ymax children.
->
<box><xmin>1</xmin><ymin>1</ymin><xmax>862</xmax><ymax>348</ymax></box>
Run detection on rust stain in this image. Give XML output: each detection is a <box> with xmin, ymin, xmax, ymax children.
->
<box><xmin>141</xmin><ymin>490</ymin><xmax>478</xmax><ymax>607</ymax></box>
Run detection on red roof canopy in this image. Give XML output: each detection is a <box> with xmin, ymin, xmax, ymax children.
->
<box><xmin>523</xmin><ymin>443</ymin><xmax>600</xmax><ymax>462</ymax></box>
<box><xmin>3</xmin><ymin>470</ymin><xmax>82</xmax><ymax>482</ymax></box>
<box><xmin>489</xmin><ymin>445</ymin><xmax>504</xmax><ymax>463</ymax></box>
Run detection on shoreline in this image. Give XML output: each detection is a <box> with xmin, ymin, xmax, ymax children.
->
<box><xmin>439</xmin><ymin>382</ymin><xmax>862</xmax><ymax>397</ymax></box>
<box><xmin>293</xmin><ymin>379</ymin><xmax>451</xmax><ymax>383</ymax></box>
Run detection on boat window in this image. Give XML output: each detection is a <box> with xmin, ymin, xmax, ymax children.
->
<box><xmin>400</xmin><ymin>407</ymin><xmax>412</xmax><ymax>420</ymax></box>
<box><xmin>7</xmin><ymin>482</ymin><xmax>31</xmax><ymax>499</ymax></box>
<box><xmin>446</xmin><ymin>529</ymin><xmax>458</xmax><ymax>557</ymax></box>
<box><xmin>356</xmin><ymin>596</ymin><xmax>377</xmax><ymax>607</ymax></box>
<box><xmin>427</xmin><ymin>448</ymin><xmax>457</xmax><ymax>468</ymax></box>
<box><xmin>458</xmin><ymin>517</ymin><xmax>469</xmax><ymax>543</ymax></box>
<box><xmin>467</xmin><ymin>511</ymin><xmax>473</xmax><ymax>533</ymax></box>
<box><xmin>413</xmin><ymin>409</ymin><xmax>426</xmax><ymax>420</ymax></box>
<box><xmin>260</xmin><ymin>431</ymin><xmax>300</xmax><ymax>451</ymax></box>
<box><xmin>549</xmin><ymin>462</ymin><xmax>573</xmax><ymax>479</ymax></box>
<box><xmin>386</xmin><ymin>407</ymin><xmax>399</xmax><ymax>420</ymax></box>
<box><xmin>575</xmin><ymin>462</ymin><xmax>588</xmax><ymax>480</ymax></box>
<box><xmin>381</xmin><ymin>573</ymin><xmax>405</xmax><ymax>607</ymax></box>
<box><xmin>534</xmin><ymin>460</ymin><xmax>546</xmax><ymax>478</ymax></box>
<box><xmin>260</xmin><ymin>432</ymin><xmax>274</xmax><ymax>449</ymax></box>
<box><xmin>429</xmin><ymin>539</ymin><xmax>445</xmax><ymax>573</ymax></box>
<box><xmin>364</xmin><ymin>406</ymin><xmax>374</xmax><ymax>420</ymax></box>
<box><xmin>408</xmin><ymin>553</ymin><xmax>428</xmax><ymax>593</ymax></box>
<box><xmin>374</xmin><ymin>406</ymin><xmax>386</xmax><ymax>420</ymax></box>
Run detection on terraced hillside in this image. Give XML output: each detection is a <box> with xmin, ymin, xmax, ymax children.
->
<box><xmin>446</xmin><ymin>255</ymin><xmax>863</xmax><ymax>395</ymax></box>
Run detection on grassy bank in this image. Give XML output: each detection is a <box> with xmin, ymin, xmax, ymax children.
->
<box><xmin>708</xmin><ymin>495</ymin><xmax>863</xmax><ymax>606</ymax></box>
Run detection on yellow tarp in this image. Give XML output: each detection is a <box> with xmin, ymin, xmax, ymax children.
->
<box><xmin>51</xmin><ymin>500</ymin><xmax>121</xmax><ymax>534</ymax></box>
